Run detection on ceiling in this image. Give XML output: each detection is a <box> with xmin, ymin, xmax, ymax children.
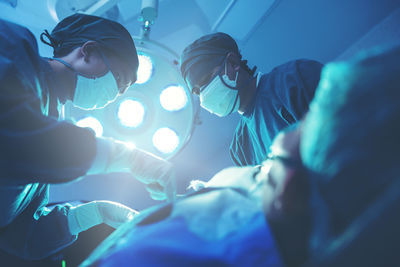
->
<box><xmin>1</xmin><ymin>0</ymin><xmax>399</xmax><ymax>209</ymax></box>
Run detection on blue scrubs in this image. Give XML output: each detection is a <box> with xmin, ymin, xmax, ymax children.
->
<box><xmin>93</xmin><ymin>188</ymin><xmax>284</xmax><ymax>267</ymax></box>
<box><xmin>230</xmin><ymin>60</ymin><xmax>323</xmax><ymax>166</ymax></box>
<box><xmin>0</xmin><ymin>19</ymin><xmax>97</xmax><ymax>259</ymax></box>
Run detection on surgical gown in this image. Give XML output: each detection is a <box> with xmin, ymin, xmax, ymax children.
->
<box><xmin>230</xmin><ymin>60</ymin><xmax>323</xmax><ymax>166</ymax></box>
<box><xmin>91</xmin><ymin>188</ymin><xmax>284</xmax><ymax>267</ymax></box>
<box><xmin>0</xmin><ymin>19</ymin><xmax>97</xmax><ymax>259</ymax></box>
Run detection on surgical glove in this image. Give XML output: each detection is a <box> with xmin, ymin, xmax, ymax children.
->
<box><xmin>129</xmin><ymin>148</ymin><xmax>176</xmax><ymax>201</ymax></box>
<box><xmin>89</xmin><ymin>138</ymin><xmax>176</xmax><ymax>201</ymax></box>
<box><xmin>67</xmin><ymin>201</ymin><xmax>138</xmax><ymax>236</ymax></box>
<box><xmin>187</xmin><ymin>180</ymin><xmax>207</xmax><ymax>191</ymax></box>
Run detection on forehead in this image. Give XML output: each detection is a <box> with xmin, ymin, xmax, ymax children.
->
<box><xmin>267</xmin><ymin>125</ymin><xmax>302</xmax><ymax>161</ymax></box>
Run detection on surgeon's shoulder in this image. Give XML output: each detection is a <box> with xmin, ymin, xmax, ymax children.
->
<box><xmin>0</xmin><ymin>19</ymin><xmax>38</xmax><ymax>52</ymax></box>
<box><xmin>295</xmin><ymin>59</ymin><xmax>324</xmax><ymax>78</ymax></box>
<box><xmin>270</xmin><ymin>59</ymin><xmax>324</xmax><ymax>90</ymax></box>
<box><xmin>270</xmin><ymin>59</ymin><xmax>322</xmax><ymax>74</ymax></box>
<box><xmin>293</xmin><ymin>59</ymin><xmax>324</xmax><ymax>93</ymax></box>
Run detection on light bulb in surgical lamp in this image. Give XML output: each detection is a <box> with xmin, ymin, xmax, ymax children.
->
<box><xmin>136</xmin><ymin>54</ymin><xmax>153</xmax><ymax>84</ymax></box>
<box><xmin>76</xmin><ymin>116</ymin><xmax>103</xmax><ymax>137</ymax></box>
<box><xmin>152</xmin><ymin>127</ymin><xmax>180</xmax><ymax>154</ymax></box>
<box><xmin>160</xmin><ymin>85</ymin><xmax>188</xmax><ymax>111</ymax></box>
<box><xmin>117</xmin><ymin>99</ymin><xmax>145</xmax><ymax>128</ymax></box>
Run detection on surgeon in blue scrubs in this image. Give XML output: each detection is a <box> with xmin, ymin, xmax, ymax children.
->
<box><xmin>180</xmin><ymin>32</ymin><xmax>323</xmax><ymax>166</ymax></box>
<box><xmin>0</xmin><ymin>14</ymin><xmax>174</xmax><ymax>260</ymax></box>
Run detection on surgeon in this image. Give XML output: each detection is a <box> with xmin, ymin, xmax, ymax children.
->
<box><xmin>0</xmin><ymin>14</ymin><xmax>175</xmax><ymax>260</ymax></box>
<box><xmin>180</xmin><ymin>32</ymin><xmax>323</xmax><ymax>166</ymax></box>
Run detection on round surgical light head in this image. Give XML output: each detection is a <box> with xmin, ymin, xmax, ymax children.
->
<box><xmin>152</xmin><ymin>127</ymin><xmax>180</xmax><ymax>154</ymax></box>
<box><xmin>76</xmin><ymin>116</ymin><xmax>103</xmax><ymax>137</ymax></box>
<box><xmin>136</xmin><ymin>54</ymin><xmax>153</xmax><ymax>84</ymax></box>
<box><xmin>117</xmin><ymin>99</ymin><xmax>145</xmax><ymax>128</ymax></box>
<box><xmin>160</xmin><ymin>85</ymin><xmax>188</xmax><ymax>111</ymax></box>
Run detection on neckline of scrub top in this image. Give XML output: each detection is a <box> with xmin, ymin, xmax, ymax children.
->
<box><xmin>40</xmin><ymin>57</ymin><xmax>71</xmax><ymax>105</ymax></box>
<box><xmin>242</xmin><ymin>72</ymin><xmax>263</xmax><ymax>118</ymax></box>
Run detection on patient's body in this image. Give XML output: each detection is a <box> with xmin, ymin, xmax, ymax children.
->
<box><xmin>82</xmin><ymin>127</ymin><xmax>309</xmax><ymax>267</ymax></box>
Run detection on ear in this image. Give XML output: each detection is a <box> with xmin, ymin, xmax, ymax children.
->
<box><xmin>80</xmin><ymin>41</ymin><xmax>98</xmax><ymax>62</ymax></box>
<box><xmin>226</xmin><ymin>52</ymin><xmax>241</xmax><ymax>72</ymax></box>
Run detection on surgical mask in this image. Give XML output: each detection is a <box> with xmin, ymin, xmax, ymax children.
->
<box><xmin>73</xmin><ymin>71</ymin><xmax>119</xmax><ymax>110</ymax></box>
<box><xmin>52</xmin><ymin>58</ymin><xmax>119</xmax><ymax>110</ymax></box>
<box><xmin>199</xmin><ymin>62</ymin><xmax>240</xmax><ymax>117</ymax></box>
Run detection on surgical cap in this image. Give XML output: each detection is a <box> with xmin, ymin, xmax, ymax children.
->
<box><xmin>180</xmin><ymin>32</ymin><xmax>241</xmax><ymax>87</ymax></box>
<box><xmin>41</xmin><ymin>13</ymin><xmax>138</xmax><ymax>78</ymax></box>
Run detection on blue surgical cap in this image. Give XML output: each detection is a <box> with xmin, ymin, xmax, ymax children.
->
<box><xmin>180</xmin><ymin>32</ymin><xmax>240</xmax><ymax>88</ymax></box>
<box><xmin>41</xmin><ymin>13</ymin><xmax>138</xmax><ymax>78</ymax></box>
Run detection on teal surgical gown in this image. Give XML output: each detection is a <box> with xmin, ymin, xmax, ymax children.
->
<box><xmin>230</xmin><ymin>60</ymin><xmax>323</xmax><ymax>166</ymax></box>
<box><xmin>0</xmin><ymin>19</ymin><xmax>97</xmax><ymax>259</ymax></box>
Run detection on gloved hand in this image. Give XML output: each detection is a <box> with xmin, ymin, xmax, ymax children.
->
<box><xmin>90</xmin><ymin>138</ymin><xmax>176</xmax><ymax>201</ymax></box>
<box><xmin>67</xmin><ymin>201</ymin><xmax>138</xmax><ymax>236</ymax></box>
<box><xmin>187</xmin><ymin>179</ymin><xmax>207</xmax><ymax>191</ymax></box>
<box><xmin>128</xmin><ymin>147</ymin><xmax>176</xmax><ymax>201</ymax></box>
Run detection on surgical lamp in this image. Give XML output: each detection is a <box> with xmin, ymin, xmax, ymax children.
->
<box><xmin>63</xmin><ymin>0</ymin><xmax>195</xmax><ymax>159</ymax></box>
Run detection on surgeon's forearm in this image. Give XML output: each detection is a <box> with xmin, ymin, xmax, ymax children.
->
<box><xmin>0</xmin><ymin>204</ymin><xmax>77</xmax><ymax>260</ymax></box>
<box><xmin>0</xmin><ymin>109</ymin><xmax>98</xmax><ymax>183</ymax></box>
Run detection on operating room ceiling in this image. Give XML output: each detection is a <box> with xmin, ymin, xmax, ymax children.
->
<box><xmin>1</xmin><ymin>0</ymin><xmax>399</xmax><ymax>209</ymax></box>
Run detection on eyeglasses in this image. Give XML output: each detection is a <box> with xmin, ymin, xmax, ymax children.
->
<box><xmin>188</xmin><ymin>72</ymin><xmax>215</xmax><ymax>95</ymax></box>
<box><xmin>247</xmin><ymin>153</ymin><xmax>304</xmax><ymax>193</ymax></box>
<box><xmin>264</xmin><ymin>153</ymin><xmax>303</xmax><ymax>169</ymax></box>
<box><xmin>187</xmin><ymin>57</ymin><xmax>228</xmax><ymax>96</ymax></box>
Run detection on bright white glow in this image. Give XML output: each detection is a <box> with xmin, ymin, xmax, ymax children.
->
<box><xmin>124</xmin><ymin>141</ymin><xmax>136</xmax><ymax>150</ymax></box>
<box><xmin>160</xmin><ymin>85</ymin><xmax>188</xmax><ymax>111</ymax></box>
<box><xmin>136</xmin><ymin>54</ymin><xmax>153</xmax><ymax>84</ymax></box>
<box><xmin>76</xmin><ymin>116</ymin><xmax>103</xmax><ymax>137</ymax></box>
<box><xmin>152</xmin><ymin>128</ymin><xmax>180</xmax><ymax>154</ymax></box>
<box><xmin>116</xmin><ymin>140</ymin><xmax>136</xmax><ymax>150</ymax></box>
<box><xmin>117</xmin><ymin>99</ymin><xmax>145</xmax><ymax>127</ymax></box>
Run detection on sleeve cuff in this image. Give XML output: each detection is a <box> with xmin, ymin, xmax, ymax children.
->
<box><xmin>86</xmin><ymin>137</ymin><xmax>113</xmax><ymax>175</ymax></box>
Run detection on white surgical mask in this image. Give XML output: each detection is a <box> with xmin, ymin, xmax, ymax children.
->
<box><xmin>53</xmin><ymin>58</ymin><xmax>119</xmax><ymax>110</ymax></box>
<box><xmin>73</xmin><ymin>71</ymin><xmax>119</xmax><ymax>110</ymax></box>
<box><xmin>200</xmin><ymin>62</ymin><xmax>240</xmax><ymax>117</ymax></box>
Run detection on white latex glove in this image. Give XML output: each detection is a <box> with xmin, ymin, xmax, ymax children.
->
<box><xmin>129</xmin><ymin>147</ymin><xmax>176</xmax><ymax>201</ymax></box>
<box><xmin>187</xmin><ymin>180</ymin><xmax>207</xmax><ymax>191</ymax></box>
<box><xmin>67</xmin><ymin>201</ymin><xmax>138</xmax><ymax>236</ymax></box>
<box><xmin>89</xmin><ymin>138</ymin><xmax>176</xmax><ymax>201</ymax></box>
